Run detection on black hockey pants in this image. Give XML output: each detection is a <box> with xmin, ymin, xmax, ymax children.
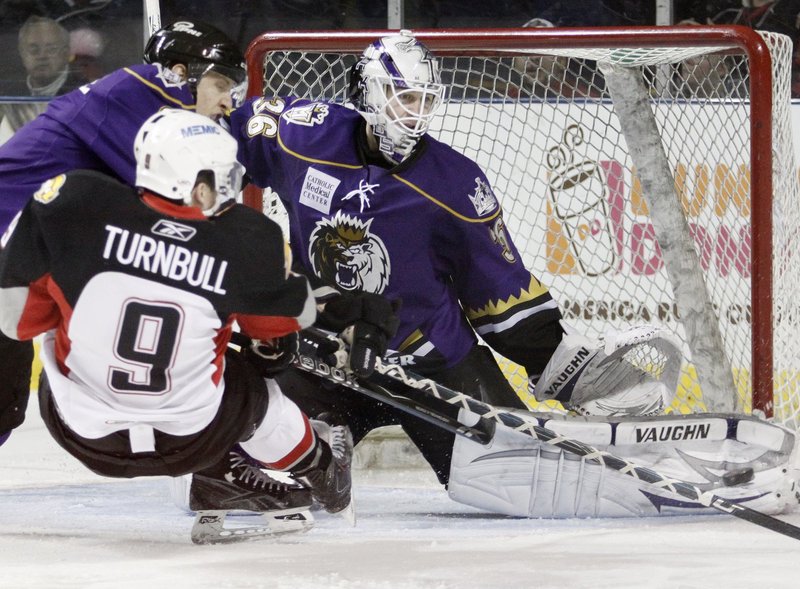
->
<box><xmin>0</xmin><ymin>332</ymin><xmax>33</xmax><ymax>436</ymax></box>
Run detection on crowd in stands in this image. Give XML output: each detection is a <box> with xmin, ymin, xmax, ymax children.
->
<box><xmin>0</xmin><ymin>1</ymin><xmax>797</xmax><ymax>141</ymax></box>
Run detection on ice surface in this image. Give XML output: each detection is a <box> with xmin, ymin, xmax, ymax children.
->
<box><xmin>1</xmin><ymin>403</ymin><xmax>798</xmax><ymax>589</ymax></box>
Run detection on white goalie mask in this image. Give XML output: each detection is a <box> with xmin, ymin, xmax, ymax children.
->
<box><xmin>349</xmin><ymin>30</ymin><xmax>446</xmax><ymax>164</ymax></box>
<box><xmin>134</xmin><ymin>109</ymin><xmax>244</xmax><ymax>216</ymax></box>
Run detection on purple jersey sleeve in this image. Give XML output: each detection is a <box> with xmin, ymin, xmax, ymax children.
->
<box><xmin>0</xmin><ymin>64</ymin><xmax>195</xmax><ymax>232</ymax></box>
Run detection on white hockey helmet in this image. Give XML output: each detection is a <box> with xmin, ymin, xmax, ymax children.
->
<box><xmin>349</xmin><ymin>30</ymin><xmax>445</xmax><ymax>164</ymax></box>
<box><xmin>134</xmin><ymin>108</ymin><xmax>244</xmax><ymax>216</ymax></box>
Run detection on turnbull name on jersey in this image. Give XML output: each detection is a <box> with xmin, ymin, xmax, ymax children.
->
<box><xmin>102</xmin><ymin>225</ymin><xmax>228</xmax><ymax>294</ymax></box>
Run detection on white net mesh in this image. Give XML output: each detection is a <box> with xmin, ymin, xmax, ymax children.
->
<box><xmin>250</xmin><ymin>29</ymin><xmax>800</xmax><ymax>431</ymax></box>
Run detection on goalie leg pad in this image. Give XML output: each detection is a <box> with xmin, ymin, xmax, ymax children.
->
<box><xmin>447</xmin><ymin>411</ymin><xmax>800</xmax><ymax>518</ymax></box>
<box><xmin>447</xmin><ymin>415</ymin><xmax>661</xmax><ymax>517</ymax></box>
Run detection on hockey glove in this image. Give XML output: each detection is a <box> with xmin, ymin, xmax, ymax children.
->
<box><xmin>317</xmin><ymin>292</ymin><xmax>401</xmax><ymax>377</ymax></box>
<box><xmin>243</xmin><ymin>333</ymin><xmax>299</xmax><ymax>377</ymax></box>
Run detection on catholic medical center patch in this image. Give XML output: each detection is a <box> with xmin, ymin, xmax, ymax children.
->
<box><xmin>300</xmin><ymin>167</ymin><xmax>340</xmax><ymax>214</ymax></box>
<box><xmin>33</xmin><ymin>175</ymin><xmax>67</xmax><ymax>204</ymax></box>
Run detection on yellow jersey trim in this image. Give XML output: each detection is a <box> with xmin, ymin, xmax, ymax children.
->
<box><xmin>393</xmin><ymin>175</ymin><xmax>500</xmax><ymax>223</ymax></box>
<box><xmin>466</xmin><ymin>275</ymin><xmax>550</xmax><ymax>320</ymax></box>
<box><xmin>123</xmin><ymin>68</ymin><xmax>195</xmax><ymax>110</ymax></box>
<box><xmin>277</xmin><ymin>131</ymin><xmax>362</xmax><ymax>170</ymax></box>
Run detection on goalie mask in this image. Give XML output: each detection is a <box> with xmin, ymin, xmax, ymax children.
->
<box><xmin>349</xmin><ymin>30</ymin><xmax>445</xmax><ymax>164</ymax></box>
<box><xmin>134</xmin><ymin>109</ymin><xmax>244</xmax><ymax>216</ymax></box>
<box><xmin>143</xmin><ymin>20</ymin><xmax>247</xmax><ymax>107</ymax></box>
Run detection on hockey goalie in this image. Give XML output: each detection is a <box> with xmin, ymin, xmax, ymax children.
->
<box><xmin>209</xmin><ymin>30</ymin><xmax>800</xmax><ymax>523</ymax></box>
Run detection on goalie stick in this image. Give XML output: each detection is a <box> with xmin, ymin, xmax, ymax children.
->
<box><xmin>296</xmin><ymin>327</ymin><xmax>800</xmax><ymax>541</ymax></box>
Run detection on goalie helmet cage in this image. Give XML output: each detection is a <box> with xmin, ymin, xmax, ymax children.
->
<box><xmin>242</xmin><ymin>26</ymin><xmax>800</xmax><ymax>431</ymax></box>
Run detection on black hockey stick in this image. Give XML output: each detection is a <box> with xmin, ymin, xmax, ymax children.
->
<box><xmin>298</xmin><ymin>327</ymin><xmax>800</xmax><ymax>541</ymax></box>
<box><xmin>230</xmin><ymin>328</ymin><xmax>492</xmax><ymax>443</ymax></box>
<box><xmin>294</xmin><ymin>336</ymin><xmax>494</xmax><ymax>444</ymax></box>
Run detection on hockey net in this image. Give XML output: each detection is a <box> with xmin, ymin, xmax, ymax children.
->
<box><xmin>243</xmin><ymin>26</ymin><xmax>800</xmax><ymax>431</ymax></box>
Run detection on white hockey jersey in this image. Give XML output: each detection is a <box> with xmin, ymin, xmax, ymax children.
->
<box><xmin>0</xmin><ymin>170</ymin><xmax>315</xmax><ymax>440</ymax></box>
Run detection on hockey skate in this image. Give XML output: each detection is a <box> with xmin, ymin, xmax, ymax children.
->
<box><xmin>187</xmin><ymin>446</ymin><xmax>314</xmax><ymax>544</ymax></box>
<box><xmin>297</xmin><ymin>416</ymin><xmax>355</xmax><ymax>521</ymax></box>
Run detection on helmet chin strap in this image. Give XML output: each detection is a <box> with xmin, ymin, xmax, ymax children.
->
<box><xmin>361</xmin><ymin>113</ymin><xmax>419</xmax><ymax>165</ymax></box>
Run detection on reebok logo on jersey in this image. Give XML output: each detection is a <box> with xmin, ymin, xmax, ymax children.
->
<box><xmin>103</xmin><ymin>224</ymin><xmax>228</xmax><ymax>294</ymax></box>
<box><xmin>151</xmin><ymin>220</ymin><xmax>197</xmax><ymax>242</ymax></box>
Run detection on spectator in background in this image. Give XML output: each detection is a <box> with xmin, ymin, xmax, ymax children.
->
<box><xmin>511</xmin><ymin>18</ymin><xmax>570</xmax><ymax>98</ymax></box>
<box><xmin>678</xmin><ymin>1</ymin><xmax>800</xmax><ymax>97</ymax></box>
<box><xmin>672</xmin><ymin>17</ymin><xmax>732</xmax><ymax>99</ymax></box>
<box><xmin>0</xmin><ymin>16</ymin><xmax>86</xmax><ymax>146</ymax></box>
<box><xmin>793</xmin><ymin>41</ymin><xmax>800</xmax><ymax>98</ymax></box>
<box><xmin>511</xmin><ymin>16</ymin><xmax>605</xmax><ymax>99</ymax></box>
<box><xmin>13</xmin><ymin>15</ymin><xmax>84</xmax><ymax>96</ymax></box>
<box><xmin>706</xmin><ymin>0</ymin><xmax>800</xmax><ymax>37</ymax></box>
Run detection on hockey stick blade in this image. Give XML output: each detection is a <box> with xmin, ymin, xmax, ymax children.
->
<box><xmin>190</xmin><ymin>508</ymin><xmax>314</xmax><ymax>545</ymax></box>
<box><xmin>353</xmin><ymin>348</ymin><xmax>800</xmax><ymax>541</ymax></box>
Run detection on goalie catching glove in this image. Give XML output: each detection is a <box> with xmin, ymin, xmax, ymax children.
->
<box><xmin>530</xmin><ymin>323</ymin><xmax>683</xmax><ymax>416</ymax></box>
<box><xmin>315</xmin><ymin>290</ymin><xmax>401</xmax><ymax>377</ymax></box>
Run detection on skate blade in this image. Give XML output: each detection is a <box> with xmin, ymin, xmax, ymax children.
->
<box><xmin>190</xmin><ymin>508</ymin><xmax>314</xmax><ymax>545</ymax></box>
<box><xmin>340</xmin><ymin>495</ymin><xmax>356</xmax><ymax>527</ymax></box>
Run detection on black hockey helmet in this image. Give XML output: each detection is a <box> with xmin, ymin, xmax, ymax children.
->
<box><xmin>143</xmin><ymin>21</ymin><xmax>246</xmax><ymax>89</ymax></box>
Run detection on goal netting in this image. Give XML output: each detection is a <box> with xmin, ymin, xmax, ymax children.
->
<box><xmin>243</xmin><ymin>26</ymin><xmax>800</xmax><ymax>431</ymax></box>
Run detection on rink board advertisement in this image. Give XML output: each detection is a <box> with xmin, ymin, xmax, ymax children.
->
<box><xmin>432</xmin><ymin>99</ymin><xmax>800</xmax><ymax>409</ymax></box>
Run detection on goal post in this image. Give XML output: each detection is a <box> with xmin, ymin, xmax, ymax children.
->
<box><xmin>243</xmin><ymin>26</ymin><xmax>800</xmax><ymax>431</ymax></box>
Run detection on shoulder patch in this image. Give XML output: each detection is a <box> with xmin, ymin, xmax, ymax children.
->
<box><xmin>284</xmin><ymin>102</ymin><xmax>330</xmax><ymax>127</ymax></box>
<box><xmin>468</xmin><ymin>177</ymin><xmax>498</xmax><ymax>216</ymax></box>
<box><xmin>154</xmin><ymin>63</ymin><xmax>187</xmax><ymax>89</ymax></box>
<box><xmin>33</xmin><ymin>175</ymin><xmax>67</xmax><ymax>204</ymax></box>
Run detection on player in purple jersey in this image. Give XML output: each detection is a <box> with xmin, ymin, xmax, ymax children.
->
<box><xmin>0</xmin><ymin>21</ymin><xmax>246</xmax><ymax>449</ymax></box>
<box><xmin>211</xmin><ymin>31</ymin><xmax>691</xmax><ymax>519</ymax></box>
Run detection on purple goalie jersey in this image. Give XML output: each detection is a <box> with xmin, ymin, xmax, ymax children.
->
<box><xmin>0</xmin><ymin>64</ymin><xmax>196</xmax><ymax>232</ymax></box>
<box><xmin>230</xmin><ymin>97</ymin><xmax>561</xmax><ymax>371</ymax></box>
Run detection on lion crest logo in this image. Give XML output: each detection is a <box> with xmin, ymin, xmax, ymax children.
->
<box><xmin>308</xmin><ymin>211</ymin><xmax>391</xmax><ymax>293</ymax></box>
